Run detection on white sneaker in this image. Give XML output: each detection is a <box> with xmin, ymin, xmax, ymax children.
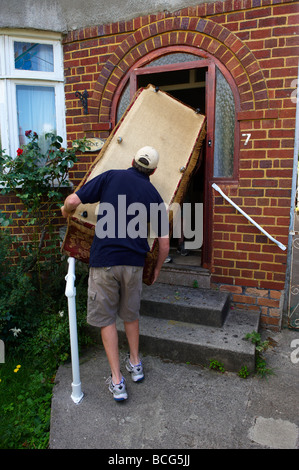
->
<box><xmin>107</xmin><ymin>376</ymin><xmax>128</xmax><ymax>401</ymax></box>
<box><xmin>125</xmin><ymin>355</ymin><xmax>144</xmax><ymax>382</ymax></box>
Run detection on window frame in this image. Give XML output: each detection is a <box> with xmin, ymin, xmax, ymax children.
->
<box><xmin>6</xmin><ymin>36</ymin><xmax>63</xmax><ymax>81</ymax></box>
<box><xmin>0</xmin><ymin>30</ymin><xmax>65</xmax><ymax>158</ymax></box>
<box><xmin>211</xmin><ymin>63</ymin><xmax>240</xmax><ymax>184</ymax></box>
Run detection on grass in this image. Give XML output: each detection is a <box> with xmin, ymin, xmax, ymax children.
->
<box><xmin>0</xmin><ymin>355</ymin><xmax>55</xmax><ymax>449</ymax></box>
<box><xmin>0</xmin><ymin>264</ymin><xmax>91</xmax><ymax>450</ymax></box>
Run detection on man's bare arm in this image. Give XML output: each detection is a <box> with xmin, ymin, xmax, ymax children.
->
<box><xmin>152</xmin><ymin>235</ymin><xmax>170</xmax><ymax>284</ymax></box>
<box><xmin>61</xmin><ymin>193</ymin><xmax>82</xmax><ymax>218</ymax></box>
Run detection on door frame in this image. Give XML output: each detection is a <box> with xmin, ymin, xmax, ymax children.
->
<box><xmin>110</xmin><ymin>46</ymin><xmax>240</xmax><ymax>270</ymax></box>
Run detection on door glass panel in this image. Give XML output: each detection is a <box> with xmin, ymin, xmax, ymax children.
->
<box><xmin>116</xmin><ymin>53</ymin><xmax>203</xmax><ymax>122</ymax></box>
<box><xmin>116</xmin><ymin>81</ymin><xmax>130</xmax><ymax>123</ymax></box>
<box><xmin>14</xmin><ymin>42</ymin><xmax>54</xmax><ymax>72</ymax></box>
<box><xmin>213</xmin><ymin>67</ymin><xmax>235</xmax><ymax>178</ymax></box>
<box><xmin>16</xmin><ymin>84</ymin><xmax>56</xmax><ymax>153</ymax></box>
<box><xmin>145</xmin><ymin>52</ymin><xmax>202</xmax><ymax>67</ymax></box>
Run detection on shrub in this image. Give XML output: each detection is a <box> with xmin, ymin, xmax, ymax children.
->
<box><xmin>0</xmin><ymin>133</ymin><xmax>93</xmax><ymax>449</ymax></box>
<box><xmin>0</xmin><ymin>132</ymin><xmax>91</xmax><ymax>351</ymax></box>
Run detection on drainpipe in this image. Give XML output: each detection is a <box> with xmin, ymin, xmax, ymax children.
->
<box><xmin>283</xmin><ymin>62</ymin><xmax>299</xmax><ymax>326</ymax></box>
<box><xmin>65</xmin><ymin>257</ymin><xmax>84</xmax><ymax>404</ymax></box>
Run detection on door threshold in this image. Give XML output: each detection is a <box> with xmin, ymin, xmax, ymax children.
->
<box><xmin>164</xmin><ymin>248</ymin><xmax>204</xmax><ymax>270</ymax></box>
<box><xmin>159</xmin><ymin>248</ymin><xmax>210</xmax><ymax>288</ymax></box>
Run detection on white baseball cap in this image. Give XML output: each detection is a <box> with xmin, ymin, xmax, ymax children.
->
<box><xmin>134</xmin><ymin>146</ymin><xmax>159</xmax><ymax>169</ymax></box>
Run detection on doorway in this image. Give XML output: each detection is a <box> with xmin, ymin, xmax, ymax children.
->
<box><xmin>137</xmin><ymin>67</ymin><xmax>207</xmax><ymax>268</ymax></box>
<box><xmin>113</xmin><ymin>49</ymin><xmax>239</xmax><ymax>271</ymax></box>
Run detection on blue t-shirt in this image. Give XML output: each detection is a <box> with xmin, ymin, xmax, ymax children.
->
<box><xmin>76</xmin><ymin>167</ymin><xmax>167</xmax><ymax>267</ymax></box>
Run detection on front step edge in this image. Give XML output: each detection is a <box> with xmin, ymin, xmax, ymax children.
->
<box><xmin>141</xmin><ymin>283</ymin><xmax>230</xmax><ymax>327</ymax></box>
<box><xmin>117</xmin><ymin>308</ymin><xmax>260</xmax><ymax>373</ymax></box>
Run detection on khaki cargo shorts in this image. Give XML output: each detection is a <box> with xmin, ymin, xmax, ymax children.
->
<box><xmin>87</xmin><ymin>265</ymin><xmax>143</xmax><ymax>328</ymax></box>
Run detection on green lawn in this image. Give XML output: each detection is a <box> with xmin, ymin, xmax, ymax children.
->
<box><xmin>0</xmin><ymin>355</ymin><xmax>55</xmax><ymax>449</ymax></box>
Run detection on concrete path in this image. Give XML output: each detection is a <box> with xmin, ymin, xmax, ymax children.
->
<box><xmin>49</xmin><ymin>327</ymin><xmax>299</xmax><ymax>451</ymax></box>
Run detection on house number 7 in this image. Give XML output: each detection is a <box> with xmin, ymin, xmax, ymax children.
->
<box><xmin>242</xmin><ymin>133</ymin><xmax>251</xmax><ymax>146</ymax></box>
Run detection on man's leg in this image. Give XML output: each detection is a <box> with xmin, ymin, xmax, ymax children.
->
<box><xmin>124</xmin><ymin>319</ymin><xmax>144</xmax><ymax>382</ymax></box>
<box><xmin>101</xmin><ymin>323</ymin><xmax>122</xmax><ymax>384</ymax></box>
<box><xmin>124</xmin><ymin>319</ymin><xmax>140</xmax><ymax>365</ymax></box>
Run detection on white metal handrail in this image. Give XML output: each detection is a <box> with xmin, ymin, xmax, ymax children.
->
<box><xmin>65</xmin><ymin>257</ymin><xmax>84</xmax><ymax>404</ymax></box>
<box><xmin>212</xmin><ymin>183</ymin><xmax>287</xmax><ymax>251</ymax></box>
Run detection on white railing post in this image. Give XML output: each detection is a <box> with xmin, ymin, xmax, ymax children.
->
<box><xmin>65</xmin><ymin>257</ymin><xmax>84</xmax><ymax>404</ymax></box>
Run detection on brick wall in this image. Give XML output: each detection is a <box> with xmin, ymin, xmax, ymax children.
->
<box><xmin>0</xmin><ymin>191</ymin><xmax>68</xmax><ymax>265</ymax></box>
<box><xmin>2</xmin><ymin>0</ymin><xmax>298</xmax><ymax>329</ymax></box>
<box><xmin>212</xmin><ymin>107</ymin><xmax>293</xmax><ymax>328</ymax></box>
<box><xmin>61</xmin><ymin>0</ymin><xmax>299</xmax><ymax>330</ymax></box>
<box><xmin>209</xmin><ymin>1</ymin><xmax>298</xmax><ymax>329</ymax></box>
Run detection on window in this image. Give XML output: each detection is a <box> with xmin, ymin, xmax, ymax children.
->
<box><xmin>0</xmin><ymin>31</ymin><xmax>65</xmax><ymax>157</ymax></box>
<box><xmin>213</xmin><ymin>67</ymin><xmax>236</xmax><ymax>178</ymax></box>
<box><xmin>14</xmin><ymin>42</ymin><xmax>54</xmax><ymax>72</ymax></box>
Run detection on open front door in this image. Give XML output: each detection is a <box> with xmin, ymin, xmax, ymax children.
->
<box><xmin>129</xmin><ymin>59</ymin><xmax>215</xmax><ymax>269</ymax></box>
<box><xmin>119</xmin><ymin>53</ymin><xmax>239</xmax><ymax>271</ymax></box>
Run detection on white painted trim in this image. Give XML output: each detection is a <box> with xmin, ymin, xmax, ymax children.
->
<box><xmin>0</xmin><ymin>31</ymin><xmax>65</xmax><ymax>156</ymax></box>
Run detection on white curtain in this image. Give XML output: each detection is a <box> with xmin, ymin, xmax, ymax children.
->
<box><xmin>16</xmin><ymin>84</ymin><xmax>56</xmax><ymax>153</ymax></box>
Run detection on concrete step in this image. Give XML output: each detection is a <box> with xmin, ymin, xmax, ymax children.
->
<box><xmin>158</xmin><ymin>264</ymin><xmax>211</xmax><ymax>288</ymax></box>
<box><xmin>157</xmin><ymin>248</ymin><xmax>211</xmax><ymax>288</ymax></box>
<box><xmin>117</xmin><ymin>308</ymin><xmax>260</xmax><ymax>373</ymax></box>
<box><xmin>141</xmin><ymin>283</ymin><xmax>230</xmax><ymax>327</ymax></box>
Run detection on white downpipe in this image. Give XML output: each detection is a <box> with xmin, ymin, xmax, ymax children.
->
<box><xmin>65</xmin><ymin>257</ymin><xmax>84</xmax><ymax>404</ymax></box>
<box><xmin>212</xmin><ymin>183</ymin><xmax>287</xmax><ymax>251</ymax></box>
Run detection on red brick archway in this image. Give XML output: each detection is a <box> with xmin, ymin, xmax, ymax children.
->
<box><xmin>83</xmin><ymin>16</ymin><xmax>269</xmax><ymax>133</ymax></box>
